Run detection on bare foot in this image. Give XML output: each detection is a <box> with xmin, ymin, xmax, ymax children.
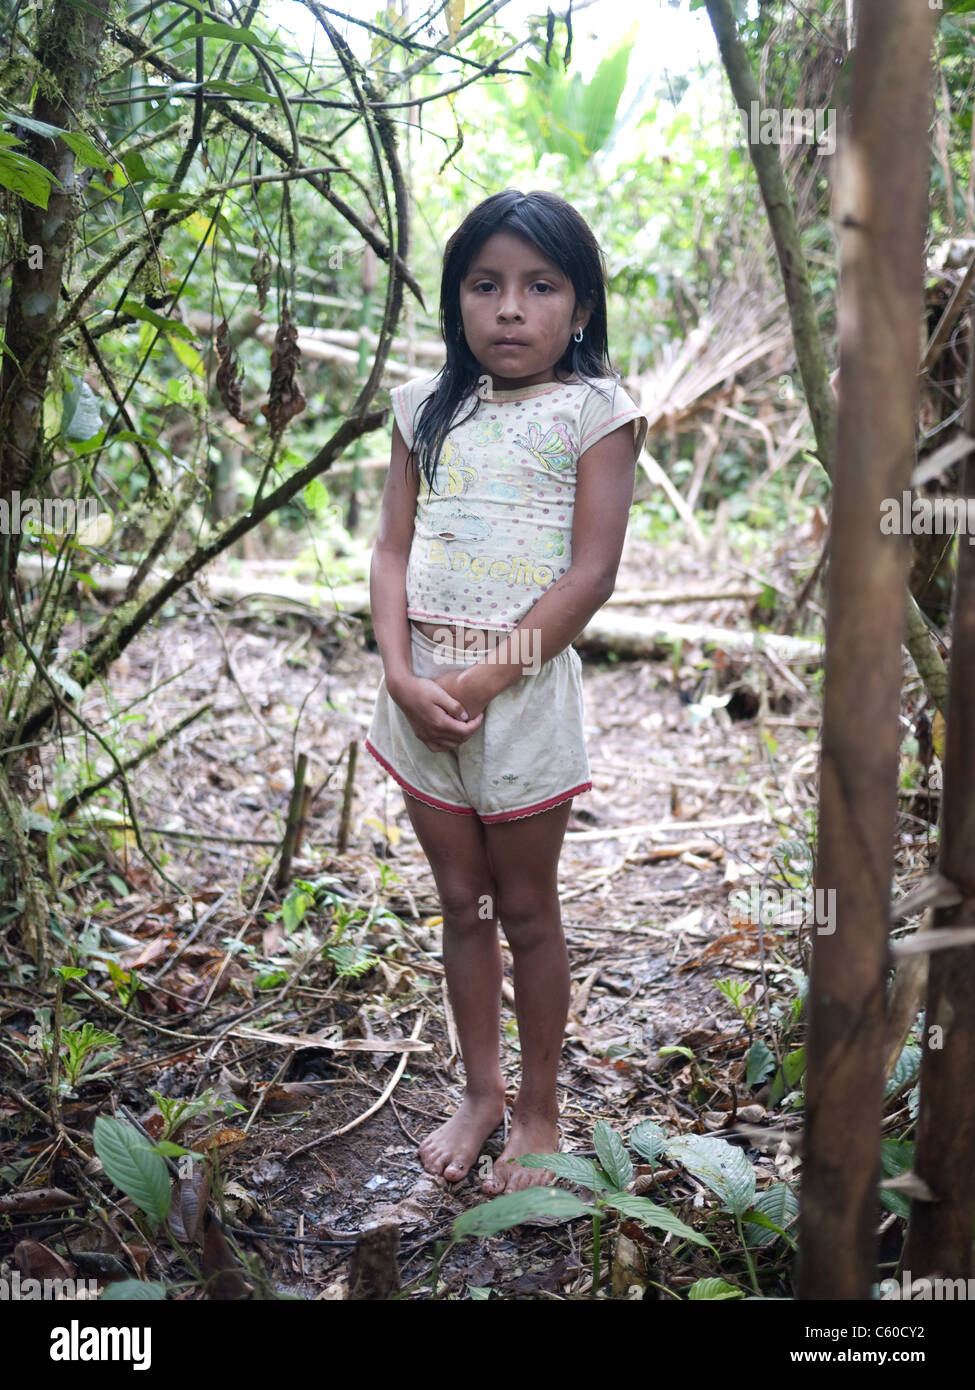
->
<box><xmin>419</xmin><ymin>1090</ymin><xmax>505</xmax><ymax>1183</ymax></box>
<box><xmin>482</xmin><ymin>1108</ymin><xmax>559</xmax><ymax>1193</ymax></box>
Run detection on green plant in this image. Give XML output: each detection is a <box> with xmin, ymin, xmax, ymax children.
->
<box><xmin>60</xmin><ymin>1022</ymin><xmax>121</xmax><ymax>1092</ymax></box>
<box><xmin>715</xmin><ymin>976</ymin><xmax>759</xmax><ymax>1030</ymax></box>
<box><xmin>148</xmin><ymin>1088</ymin><xmax>244</xmax><ymax>1142</ymax></box>
<box><xmin>450</xmin><ymin>1119</ymin><xmax>712</xmax><ymax>1298</ymax></box>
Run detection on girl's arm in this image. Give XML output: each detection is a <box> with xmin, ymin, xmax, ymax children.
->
<box><xmin>370</xmin><ymin>419</ymin><xmax>419</xmax><ymax>696</ymax></box>
<box><xmin>437</xmin><ymin>422</ymin><xmax>637</xmax><ymax>712</ymax></box>
<box><xmin>371</xmin><ymin>420</ymin><xmax>482</xmax><ymax>748</ymax></box>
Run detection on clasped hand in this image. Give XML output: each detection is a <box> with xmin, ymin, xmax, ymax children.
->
<box><xmin>391</xmin><ymin>669</ymin><xmax>489</xmax><ymax>752</ymax></box>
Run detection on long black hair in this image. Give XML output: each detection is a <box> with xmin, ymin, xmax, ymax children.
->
<box><xmin>406</xmin><ymin>189</ymin><xmax>618</xmax><ymax>493</ymax></box>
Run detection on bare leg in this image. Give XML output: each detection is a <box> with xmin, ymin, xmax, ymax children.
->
<box><xmin>401</xmin><ymin>794</ymin><xmax>505</xmax><ymax>1182</ymax></box>
<box><xmin>481</xmin><ymin>800</ymin><xmax>572</xmax><ymax>1193</ymax></box>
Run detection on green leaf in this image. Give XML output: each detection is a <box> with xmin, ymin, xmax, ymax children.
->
<box><xmin>121</xmin><ymin>150</ymin><xmax>151</xmax><ymax>183</ymax></box>
<box><xmin>767</xmin><ymin>1046</ymin><xmax>806</xmax><ymax>1107</ymax></box>
<box><xmin>93</xmin><ymin>1117</ymin><xmax>171</xmax><ymax>1227</ymax></box>
<box><xmin>150</xmin><ymin>1142</ymin><xmax>204</xmax><ymax>1160</ymax></box>
<box><xmin>600</xmin><ymin>1192</ymin><xmax>714</xmax><ymax>1248</ymax></box>
<box><xmin>452</xmin><ymin>1187</ymin><xmax>594</xmax><ymax>1238</ymax></box>
<box><xmin>688</xmin><ymin>1277</ymin><xmax>745</xmax><ymax>1300</ymax></box>
<box><xmin>593</xmin><ymin>1119</ymin><xmax>633</xmax><ymax>1190</ymax></box>
<box><xmin>630</xmin><ymin>1119</ymin><xmax>668</xmax><ymax>1166</ymax></box>
<box><xmin>879</xmin><ymin>1139</ymin><xmax>915</xmax><ymax>1219</ymax></box>
<box><xmin>62</xmin><ymin>376</ymin><xmax>102</xmax><ymax>441</ymax></box>
<box><xmin>49</xmin><ymin>668</ymin><xmax>85</xmax><ymax>703</ymax></box>
<box><xmin>171</xmin><ymin>20</ymin><xmax>285</xmax><ymax>51</ymax></box>
<box><xmin>886</xmin><ymin>1042</ymin><xmax>921</xmax><ymax>1096</ymax></box>
<box><xmin>665</xmin><ymin>1135</ymin><xmax>757</xmax><ymax>1218</ymax></box>
<box><xmin>283</xmin><ymin>885</ymin><xmax>315</xmax><ymax>933</ymax></box>
<box><xmin>56</xmin><ymin>966</ymin><xmax>87</xmax><ymax>980</ymax></box>
<box><xmin>207</xmin><ymin>80</ymin><xmax>275</xmax><ymax>103</ymax></box>
<box><xmin>119</xmin><ymin>299</ymin><xmax>196</xmax><ymax>340</ymax></box>
<box><xmin>658</xmin><ymin>1044</ymin><xmax>694</xmax><ymax>1060</ymax></box>
<box><xmin>468</xmin><ymin>1286</ymin><xmax>491</xmax><ymax>1300</ymax></box>
<box><xmin>22</xmin><ymin>808</ymin><xmax>57</xmax><ymax>833</ymax></box>
<box><xmin>100</xmin><ymin>1279</ymin><xmax>168</xmax><ymax>1301</ymax></box>
<box><xmin>0</xmin><ymin>148</ymin><xmax>57</xmax><ymax>208</ymax></box>
<box><xmin>519</xmin><ymin>1153</ymin><xmax>613</xmax><ymax>1190</ymax></box>
<box><xmin>166</xmin><ymin>332</ymin><xmax>205</xmax><ymax>376</ymax></box>
<box><xmin>745</xmin><ymin>1038</ymin><xmax>776</xmax><ymax>1087</ymax></box>
<box><xmin>747</xmin><ymin>1182</ymin><xmax>799</xmax><ymax>1246</ymax></box>
<box><xmin>0</xmin><ymin>106</ymin><xmax>109</xmax><ymax>169</ymax></box>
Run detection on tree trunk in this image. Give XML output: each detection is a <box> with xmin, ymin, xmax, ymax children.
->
<box><xmin>0</xmin><ymin>0</ymin><xmax>112</xmax><ymax>590</ymax></box>
<box><xmin>705</xmin><ymin>0</ymin><xmax>949</xmax><ymax>719</ymax></box>
<box><xmin>904</xmin><ymin>332</ymin><xmax>975</xmax><ymax>1282</ymax></box>
<box><xmin>799</xmin><ymin>0</ymin><xmax>937</xmax><ymax>1299</ymax></box>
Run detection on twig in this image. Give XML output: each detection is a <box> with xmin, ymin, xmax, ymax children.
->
<box><xmin>286</xmin><ymin>1010</ymin><xmax>426</xmax><ymax>1159</ymax></box>
<box><xmin>337</xmin><ymin>740</ymin><xmax>358</xmax><ymax>853</ymax></box>
<box><xmin>276</xmin><ymin>752</ymin><xmax>309</xmax><ymax>889</ymax></box>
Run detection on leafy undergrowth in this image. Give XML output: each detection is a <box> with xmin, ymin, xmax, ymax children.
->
<box><xmin>0</xmin><ymin>531</ymin><xmax>936</xmax><ymax>1300</ymax></box>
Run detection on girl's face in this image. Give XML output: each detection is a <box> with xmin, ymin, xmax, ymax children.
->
<box><xmin>457</xmin><ymin>231</ymin><xmax>590</xmax><ymax>390</ymax></box>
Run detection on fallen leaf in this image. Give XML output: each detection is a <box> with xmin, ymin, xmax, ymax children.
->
<box><xmin>14</xmin><ymin>1240</ymin><xmax>75</xmax><ymax>1281</ymax></box>
<box><xmin>0</xmin><ymin>1188</ymin><xmax>79</xmax><ymax>1214</ymax></box>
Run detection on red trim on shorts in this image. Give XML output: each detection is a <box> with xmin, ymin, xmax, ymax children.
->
<box><xmin>478</xmin><ymin>781</ymin><xmax>592</xmax><ymax>824</ymax></box>
<box><xmin>364</xmin><ymin>738</ymin><xmax>477</xmax><ymax>817</ymax></box>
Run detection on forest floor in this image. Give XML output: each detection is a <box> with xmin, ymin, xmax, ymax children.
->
<box><xmin>0</xmin><ymin>520</ymin><xmax>935</xmax><ymax>1300</ymax></box>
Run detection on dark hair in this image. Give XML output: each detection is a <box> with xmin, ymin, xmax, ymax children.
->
<box><xmin>406</xmin><ymin>189</ymin><xmax>618</xmax><ymax>492</ymax></box>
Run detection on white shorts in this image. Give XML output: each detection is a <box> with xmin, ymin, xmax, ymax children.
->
<box><xmin>365</xmin><ymin>625</ymin><xmax>591</xmax><ymax>823</ymax></box>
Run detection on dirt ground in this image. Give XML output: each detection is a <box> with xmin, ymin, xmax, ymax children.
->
<box><xmin>2</xmin><ymin>525</ymin><xmax>862</xmax><ymax>1299</ymax></box>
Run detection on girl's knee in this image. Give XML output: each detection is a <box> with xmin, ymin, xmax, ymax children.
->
<box><xmin>496</xmin><ymin>887</ymin><xmax>561</xmax><ymax>949</ymax></box>
<box><xmin>439</xmin><ymin>879</ymin><xmax>497</xmax><ymax>928</ymax></box>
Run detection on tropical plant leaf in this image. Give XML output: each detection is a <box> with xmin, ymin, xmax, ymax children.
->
<box><xmin>593</xmin><ymin>1119</ymin><xmax>633</xmax><ymax>1190</ymax></box>
<box><xmin>746</xmin><ymin>1182</ymin><xmax>799</xmax><ymax>1246</ymax></box>
<box><xmin>601</xmin><ymin>1192</ymin><xmax>714</xmax><ymax>1248</ymax></box>
<box><xmin>886</xmin><ymin>1042</ymin><xmax>921</xmax><ymax>1096</ymax></box>
<box><xmin>629</xmin><ymin>1119</ymin><xmax>668</xmax><ymax>1166</ymax></box>
<box><xmin>100</xmin><ymin>1279</ymin><xmax>168</xmax><ymax>1300</ymax></box>
<box><xmin>688</xmin><ymin>1277</ymin><xmax>745</xmax><ymax>1300</ymax></box>
<box><xmin>0</xmin><ymin>148</ymin><xmax>57</xmax><ymax>207</ymax></box>
<box><xmin>92</xmin><ymin>1117</ymin><xmax>171</xmax><ymax>1227</ymax></box>
<box><xmin>745</xmin><ymin>1038</ymin><xmax>776</xmax><ymax>1087</ymax></box>
<box><xmin>519</xmin><ymin>1153</ymin><xmax>613</xmax><ymax>1190</ymax></box>
<box><xmin>452</xmin><ymin>1187</ymin><xmax>593</xmax><ymax>1238</ymax></box>
<box><xmin>767</xmin><ymin>1046</ymin><xmax>806</xmax><ymax>1106</ymax></box>
<box><xmin>665</xmin><ymin>1135</ymin><xmax>757</xmax><ymax>1217</ymax></box>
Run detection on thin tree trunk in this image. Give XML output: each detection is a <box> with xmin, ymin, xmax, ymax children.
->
<box><xmin>705</xmin><ymin>0</ymin><xmax>949</xmax><ymax>719</ymax></box>
<box><xmin>798</xmin><ymin>0</ymin><xmax>938</xmax><ymax>1299</ymax></box>
<box><xmin>0</xmin><ymin>0</ymin><xmax>112</xmax><ymax>588</ymax></box>
<box><xmin>904</xmin><ymin>336</ymin><xmax>975</xmax><ymax>1281</ymax></box>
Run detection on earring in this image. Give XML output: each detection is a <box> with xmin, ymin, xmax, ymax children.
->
<box><xmin>573</xmin><ymin>327</ymin><xmax>584</xmax><ymax>343</ymax></box>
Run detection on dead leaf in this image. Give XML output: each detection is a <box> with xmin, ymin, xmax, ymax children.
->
<box><xmin>118</xmin><ymin>936</ymin><xmax>169</xmax><ymax>970</ymax></box>
<box><xmin>260</xmin><ymin>303</ymin><xmax>306</xmax><ymax>437</ymax></box>
<box><xmin>263</xmin><ymin>1083</ymin><xmax>321</xmax><ymax>1115</ymax></box>
<box><xmin>201</xmin><ymin>1213</ymin><xmax>252</xmax><ymax>1300</ymax></box>
<box><xmin>14</xmin><ymin>1240</ymin><xmax>75</xmax><ymax>1281</ymax></box>
<box><xmin>168</xmin><ymin>1165</ymin><xmax>210</xmax><ymax>1244</ymax></box>
<box><xmin>0</xmin><ymin>1188</ymin><xmax>79</xmax><ymax>1214</ymax></box>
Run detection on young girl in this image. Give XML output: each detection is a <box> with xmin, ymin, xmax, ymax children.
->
<box><xmin>366</xmin><ymin>189</ymin><xmax>648</xmax><ymax>1194</ymax></box>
